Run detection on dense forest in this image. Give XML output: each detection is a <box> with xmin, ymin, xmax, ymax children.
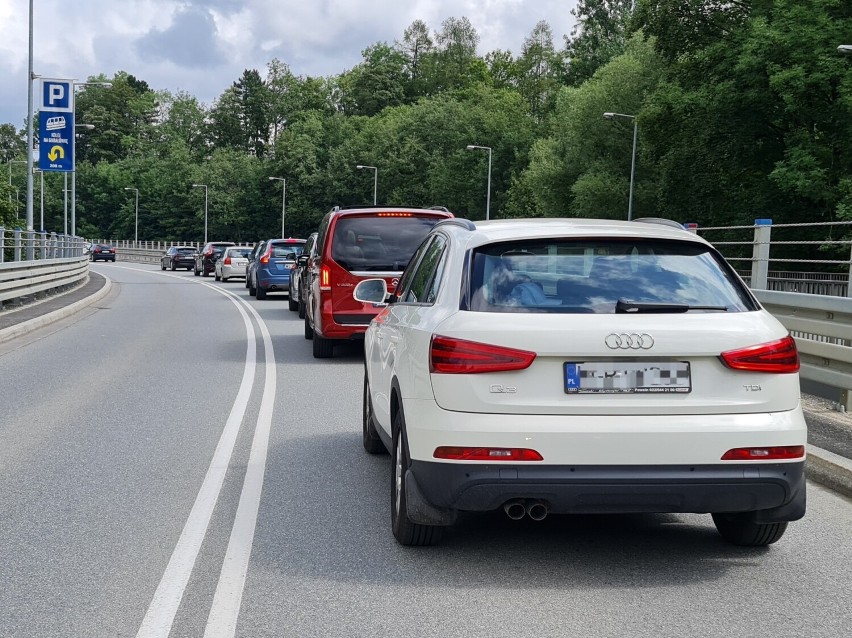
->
<box><xmin>1</xmin><ymin>0</ymin><xmax>850</xmax><ymax>250</ymax></box>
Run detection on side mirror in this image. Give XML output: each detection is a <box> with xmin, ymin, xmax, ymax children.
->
<box><xmin>354</xmin><ymin>278</ymin><xmax>389</xmax><ymax>305</ymax></box>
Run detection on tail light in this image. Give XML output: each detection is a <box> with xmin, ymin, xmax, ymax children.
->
<box><xmin>430</xmin><ymin>336</ymin><xmax>536</xmax><ymax>374</ymax></box>
<box><xmin>721</xmin><ymin>446</ymin><xmax>805</xmax><ymax>461</ymax></box>
<box><xmin>259</xmin><ymin>247</ymin><xmax>272</xmax><ymax>264</ymax></box>
<box><xmin>720</xmin><ymin>336</ymin><xmax>799</xmax><ymax>373</ymax></box>
<box><xmin>434</xmin><ymin>447</ymin><xmax>543</xmax><ymax>461</ymax></box>
<box><xmin>204</xmin><ymin>248</ymin><xmax>213</xmax><ymax>256</ymax></box>
<box><xmin>224</xmin><ymin>256</ymin><xmax>231</xmax><ymax>265</ymax></box>
<box><xmin>320</xmin><ymin>264</ymin><xmax>331</xmax><ymax>291</ymax></box>
<box><xmin>377</xmin><ymin>212</ymin><xmax>413</xmax><ymax>217</ymax></box>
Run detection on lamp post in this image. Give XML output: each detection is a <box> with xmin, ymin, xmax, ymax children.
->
<box><xmin>124</xmin><ymin>187</ymin><xmax>139</xmax><ymax>244</ymax></box>
<box><xmin>192</xmin><ymin>184</ymin><xmax>208</xmax><ymax>243</ymax></box>
<box><xmin>66</xmin><ymin>124</ymin><xmax>95</xmax><ymax>236</ymax></box>
<box><xmin>356</xmin><ymin>165</ymin><xmax>378</xmax><ymax>205</ymax></box>
<box><xmin>838</xmin><ymin>45</ymin><xmax>852</xmax><ymax>54</ymax></box>
<box><xmin>7</xmin><ymin>159</ymin><xmax>26</xmax><ymax>202</ymax></box>
<box><xmin>465</xmin><ymin>145</ymin><xmax>492</xmax><ymax>220</ymax></box>
<box><xmin>603</xmin><ymin>112</ymin><xmax>638</xmax><ymax>221</ymax></box>
<box><xmin>71</xmin><ymin>82</ymin><xmax>112</xmax><ymax>236</ymax></box>
<box><xmin>268</xmin><ymin>177</ymin><xmax>286</xmax><ymax>237</ymax></box>
<box><xmin>33</xmin><ymin>168</ymin><xmax>44</xmax><ymax>231</ymax></box>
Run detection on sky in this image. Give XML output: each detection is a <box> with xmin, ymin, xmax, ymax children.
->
<box><xmin>0</xmin><ymin>0</ymin><xmax>579</xmax><ymax>128</ymax></box>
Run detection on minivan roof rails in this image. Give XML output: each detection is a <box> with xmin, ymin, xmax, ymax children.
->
<box><xmin>429</xmin><ymin>206</ymin><xmax>450</xmax><ymax>212</ymax></box>
<box><xmin>632</xmin><ymin>217</ymin><xmax>686</xmax><ymax>231</ymax></box>
<box><xmin>434</xmin><ymin>218</ymin><xmax>476</xmax><ymax>232</ymax></box>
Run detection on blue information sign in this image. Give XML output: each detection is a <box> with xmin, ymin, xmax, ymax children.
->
<box><xmin>38</xmin><ymin>111</ymin><xmax>74</xmax><ymax>172</ymax></box>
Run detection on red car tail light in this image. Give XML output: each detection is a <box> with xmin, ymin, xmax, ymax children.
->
<box><xmin>430</xmin><ymin>336</ymin><xmax>536</xmax><ymax>374</ymax></box>
<box><xmin>720</xmin><ymin>336</ymin><xmax>799</xmax><ymax>373</ymax></box>
<box><xmin>260</xmin><ymin>248</ymin><xmax>271</xmax><ymax>264</ymax></box>
<box><xmin>721</xmin><ymin>446</ymin><xmax>805</xmax><ymax>461</ymax></box>
<box><xmin>377</xmin><ymin>212</ymin><xmax>413</xmax><ymax>217</ymax></box>
<box><xmin>320</xmin><ymin>264</ymin><xmax>331</xmax><ymax>291</ymax></box>
<box><xmin>434</xmin><ymin>447</ymin><xmax>543</xmax><ymax>461</ymax></box>
<box><xmin>224</xmin><ymin>256</ymin><xmax>231</xmax><ymax>265</ymax></box>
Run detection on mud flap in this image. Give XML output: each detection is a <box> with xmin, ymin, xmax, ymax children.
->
<box><xmin>405</xmin><ymin>469</ymin><xmax>457</xmax><ymax>526</ymax></box>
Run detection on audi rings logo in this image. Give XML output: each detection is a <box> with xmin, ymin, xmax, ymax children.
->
<box><xmin>604</xmin><ymin>333</ymin><xmax>654</xmax><ymax>350</ymax></box>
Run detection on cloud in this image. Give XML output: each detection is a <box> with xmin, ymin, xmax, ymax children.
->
<box><xmin>134</xmin><ymin>5</ymin><xmax>227</xmax><ymax>69</ymax></box>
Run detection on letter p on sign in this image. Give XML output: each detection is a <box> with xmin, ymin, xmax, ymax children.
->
<box><xmin>41</xmin><ymin>80</ymin><xmax>72</xmax><ymax>111</ymax></box>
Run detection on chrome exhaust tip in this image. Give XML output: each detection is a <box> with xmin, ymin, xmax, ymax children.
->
<box><xmin>526</xmin><ymin>500</ymin><xmax>549</xmax><ymax>521</ymax></box>
<box><xmin>503</xmin><ymin>500</ymin><xmax>526</xmax><ymax>520</ymax></box>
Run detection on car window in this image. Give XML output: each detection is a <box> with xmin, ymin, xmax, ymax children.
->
<box><xmin>270</xmin><ymin>243</ymin><xmax>304</xmax><ymax>258</ymax></box>
<box><xmin>177</xmin><ymin>248</ymin><xmax>195</xmax><ymax>254</ymax></box>
<box><xmin>330</xmin><ymin>215</ymin><xmax>445</xmax><ymax>272</ymax></box>
<box><xmin>401</xmin><ymin>236</ymin><xmax>446</xmax><ymax>304</ymax></box>
<box><xmin>468</xmin><ymin>239</ymin><xmax>757</xmax><ymax>314</ymax></box>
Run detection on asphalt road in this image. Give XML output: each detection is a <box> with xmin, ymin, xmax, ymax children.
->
<box><xmin>1</xmin><ymin>263</ymin><xmax>851</xmax><ymax>638</ymax></box>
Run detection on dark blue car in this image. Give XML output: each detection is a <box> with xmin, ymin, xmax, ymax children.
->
<box><xmin>248</xmin><ymin>238</ymin><xmax>306</xmax><ymax>300</ymax></box>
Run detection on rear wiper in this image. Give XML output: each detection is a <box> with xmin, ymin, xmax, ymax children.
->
<box><xmin>615</xmin><ymin>299</ymin><xmax>729</xmax><ymax>313</ymax></box>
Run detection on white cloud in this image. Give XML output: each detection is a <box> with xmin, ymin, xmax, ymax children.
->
<box><xmin>0</xmin><ymin>0</ymin><xmax>578</xmax><ymax>126</ymax></box>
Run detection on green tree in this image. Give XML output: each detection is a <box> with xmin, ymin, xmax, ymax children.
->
<box><xmin>563</xmin><ymin>0</ymin><xmax>634</xmax><ymax>86</ymax></box>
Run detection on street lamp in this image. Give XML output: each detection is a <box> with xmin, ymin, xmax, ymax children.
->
<box><xmin>124</xmin><ymin>187</ymin><xmax>139</xmax><ymax>244</ymax></box>
<box><xmin>466</xmin><ymin>145</ymin><xmax>492</xmax><ymax>221</ymax></box>
<box><xmin>33</xmin><ymin>168</ymin><xmax>44</xmax><ymax>231</ymax></box>
<box><xmin>192</xmin><ymin>184</ymin><xmax>208</xmax><ymax>243</ymax></box>
<box><xmin>66</xmin><ymin>124</ymin><xmax>95</xmax><ymax>235</ymax></box>
<box><xmin>7</xmin><ymin>159</ymin><xmax>26</xmax><ymax>202</ymax></box>
<box><xmin>356</xmin><ymin>165</ymin><xmax>378</xmax><ymax>205</ymax></box>
<box><xmin>71</xmin><ymin>82</ymin><xmax>112</xmax><ymax>236</ymax></box>
<box><xmin>268</xmin><ymin>177</ymin><xmax>286</xmax><ymax>237</ymax></box>
<box><xmin>603</xmin><ymin>112</ymin><xmax>638</xmax><ymax>221</ymax></box>
<box><xmin>838</xmin><ymin>45</ymin><xmax>852</xmax><ymax>54</ymax></box>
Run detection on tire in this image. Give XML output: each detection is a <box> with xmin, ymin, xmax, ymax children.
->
<box><xmin>391</xmin><ymin>411</ymin><xmax>443</xmax><ymax>546</ymax></box>
<box><xmin>298</xmin><ymin>297</ymin><xmax>306</xmax><ymax>319</ymax></box>
<box><xmin>171</xmin><ymin>263</ymin><xmax>176</xmax><ymax>271</ymax></box>
<box><xmin>161</xmin><ymin>262</ymin><xmax>166</xmax><ymax>271</ymax></box>
<box><xmin>222</xmin><ymin>276</ymin><xmax>229</xmax><ymax>282</ymax></box>
<box><xmin>214</xmin><ymin>272</ymin><xmax>221</xmax><ymax>281</ymax></box>
<box><xmin>256</xmin><ymin>284</ymin><xmax>267</xmax><ymax>300</ymax></box>
<box><xmin>362</xmin><ymin>371</ymin><xmax>386</xmax><ymax>454</ymax></box>
<box><xmin>288</xmin><ymin>293</ymin><xmax>298</xmax><ymax>312</ymax></box>
<box><xmin>304</xmin><ymin>311</ymin><xmax>313</xmax><ymax>340</ymax></box>
<box><xmin>312</xmin><ymin>334</ymin><xmax>333</xmax><ymax>358</ymax></box>
<box><xmin>194</xmin><ymin>264</ymin><xmax>200</xmax><ymax>276</ymax></box>
<box><xmin>248</xmin><ymin>276</ymin><xmax>256</xmax><ymax>296</ymax></box>
<box><xmin>712</xmin><ymin>513</ymin><xmax>789</xmax><ymax>546</ymax></box>
<box><xmin>202</xmin><ymin>268</ymin><xmax>209</xmax><ymax>277</ymax></box>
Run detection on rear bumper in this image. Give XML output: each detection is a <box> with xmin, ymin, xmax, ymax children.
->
<box><xmin>408</xmin><ymin>460</ymin><xmax>806</xmax><ymax>520</ymax></box>
<box><xmin>258</xmin><ymin>271</ymin><xmax>291</xmax><ymax>290</ymax></box>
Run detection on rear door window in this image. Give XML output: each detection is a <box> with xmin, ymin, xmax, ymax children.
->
<box><xmin>331</xmin><ymin>215</ymin><xmax>446</xmax><ymax>272</ymax></box>
<box><xmin>468</xmin><ymin>239</ymin><xmax>757</xmax><ymax>314</ymax></box>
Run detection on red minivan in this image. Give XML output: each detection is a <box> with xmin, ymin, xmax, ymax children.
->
<box><xmin>305</xmin><ymin>206</ymin><xmax>454</xmax><ymax>358</ymax></box>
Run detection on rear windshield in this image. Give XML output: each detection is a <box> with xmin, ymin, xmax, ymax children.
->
<box><xmin>468</xmin><ymin>239</ymin><xmax>757</xmax><ymax>314</ymax></box>
<box><xmin>228</xmin><ymin>248</ymin><xmax>252</xmax><ymax>258</ymax></box>
<box><xmin>331</xmin><ymin>215</ymin><xmax>446</xmax><ymax>271</ymax></box>
<box><xmin>177</xmin><ymin>248</ymin><xmax>195</xmax><ymax>254</ymax></box>
<box><xmin>269</xmin><ymin>242</ymin><xmax>304</xmax><ymax>259</ymax></box>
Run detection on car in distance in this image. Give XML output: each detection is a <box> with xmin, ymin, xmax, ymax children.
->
<box><xmin>161</xmin><ymin>246</ymin><xmax>196</xmax><ymax>271</ymax></box>
<box><xmin>215</xmin><ymin>247</ymin><xmax>252</xmax><ymax>281</ymax></box>
<box><xmin>304</xmin><ymin>206</ymin><xmax>454</xmax><ymax>358</ymax></box>
<box><xmin>357</xmin><ymin>217</ymin><xmax>806</xmax><ymax>547</ymax></box>
<box><xmin>245</xmin><ymin>241</ymin><xmax>267</xmax><ymax>290</ymax></box>
<box><xmin>194</xmin><ymin>241</ymin><xmax>235</xmax><ymax>277</ymax></box>
<box><xmin>289</xmin><ymin>232</ymin><xmax>318</xmax><ymax>314</ymax></box>
<box><xmin>89</xmin><ymin>244</ymin><xmax>116</xmax><ymax>262</ymax></box>
<box><xmin>248</xmin><ymin>238</ymin><xmax>306</xmax><ymax>300</ymax></box>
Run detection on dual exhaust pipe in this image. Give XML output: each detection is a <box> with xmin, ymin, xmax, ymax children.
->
<box><xmin>503</xmin><ymin>499</ymin><xmax>549</xmax><ymax>521</ymax></box>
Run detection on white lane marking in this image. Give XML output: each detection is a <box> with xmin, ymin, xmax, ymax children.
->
<box><xmin>112</xmin><ymin>267</ymin><xmax>278</xmax><ymax>636</ymax></box>
<box><xmin>131</xmin><ymin>270</ymin><xmax>258</xmax><ymax>638</ymax></box>
<box><xmin>204</xmin><ymin>290</ymin><xmax>277</xmax><ymax>638</ymax></box>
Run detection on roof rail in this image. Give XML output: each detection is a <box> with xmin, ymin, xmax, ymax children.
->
<box><xmin>434</xmin><ymin>218</ymin><xmax>476</xmax><ymax>232</ymax></box>
<box><xmin>428</xmin><ymin>205</ymin><xmax>450</xmax><ymax>212</ymax></box>
<box><xmin>632</xmin><ymin>217</ymin><xmax>686</xmax><ymax>231</ymax></box>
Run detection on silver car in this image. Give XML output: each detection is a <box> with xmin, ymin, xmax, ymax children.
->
<box><xmin>215</xmin><ymin>247</ymin><xmax>252</xmax><ymax>282</ymax></box>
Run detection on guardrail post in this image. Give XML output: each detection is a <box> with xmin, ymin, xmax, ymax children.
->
<box><xmin>751</xmin><ymin>218</ymin><xmax>772</xmax><ymax>290</ymax></box>
<box><xmin>0</xmin><ymin>227</ymin><xmax>4</xmax><ymax>264</ymax></box>
<box><xmin>13</xmin><ymin>229</ymin><xmax>22</xmax><ymax>262</ymax></box>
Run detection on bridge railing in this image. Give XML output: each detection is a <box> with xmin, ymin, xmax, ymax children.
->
<box><xmin>0</xmin><ymin>228</ymin><xmax>88</xmax><ymax>309</ymax></box>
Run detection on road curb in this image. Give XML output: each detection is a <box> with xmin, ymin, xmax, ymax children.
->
<box><xmin>806</xmin><ymin>444</ymin><xmax>852</xmax><ymax>499</ymax></box>
<box><xmin>0</xmin><ymin>274</ymin><xmax>112</xmax><ymax>344</ymax></box>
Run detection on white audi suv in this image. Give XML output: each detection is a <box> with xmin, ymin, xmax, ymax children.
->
<box><xmin>356</xmin><ymin>217</ymin><xmax>806</xmax><ymax>547</ymax></box>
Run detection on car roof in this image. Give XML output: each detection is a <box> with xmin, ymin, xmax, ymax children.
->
<box><xmin>328</xmin><ymin>206</ymin><xmax>453</xmax><ymax>218</ymax></box>
<box><xmin>438</xmin><ymin>218</ymin><xmax>711</xmax><ymax>250</ymax></box>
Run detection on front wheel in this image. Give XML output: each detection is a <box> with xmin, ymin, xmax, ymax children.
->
<box><xmin>363</xmin><ymin>372</ymin><xmax>386</xmax><ymax>454</ymax></box>
<box><xmin>712</xmin><ymin>513</ymin><xmax>788</xmax><ymax>546</ymax></box>
<box><xmin>391</xmin><ymin>412</ymin><xmax>442</xmax><ymax>546</ymax></box>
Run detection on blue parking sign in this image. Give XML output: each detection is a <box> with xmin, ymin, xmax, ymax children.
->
<box><xmin>38</xmin><ymin>111</ymin><xmax>74</xmax><ymax>172</ymax></box>
<box><xmin>41</xmin><ymin>80</ymin><xmax>72</xmax><ymax>112</ymax></box>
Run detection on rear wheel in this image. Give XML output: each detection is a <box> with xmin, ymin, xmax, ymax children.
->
<box><xmin>304</xmin><ymin>311</ymin><xmax>313</xmax><ymax>340</ymax></box>
<box><xmin>391</xmin><ymin>411</ymin><xmax>442</xmax><ymax>546</ymax></box>
<box><xmin>248</xmin><ymin>275</ymin><xmax>256</xmax><ymax>296</ymax></box>
<box><xmin>214</xmin><ymin>272</ymin><xmax>221</xmax><ymax>281</ymax></box>
<box><xmin>222</xmin><ymin>275</ymin><xmax>229</xmax><ymax>282</ymax></box>
<box><xmin>363</xmin><ymin>372</ymin><xmax>386</xmax><ymax>454</ymax></box>
<box><xmin>298</xmin><ymin>297</ymin><xmax>306</xmax><ymax>319</ymax></box>
<box><xmin>288</xmin><ymin>292</ymin><xmax>298</xmax><ymax>311</ymax></box>
<box><xmin>712</xmin><ymin>513</ymin><xmax>788</xmax><ymax>546</ymax></box>
<box><xmin>256</xmin><ymin>284</ymin><xmax>267</xmax><ymax>300</ymax></box>
<box><xmin>312</xmin><ymin>334</ymin><xmax>333</xmax><ymax>358</ymax></box>
<box><xmin>193</xmin><ymin>264</ymin><xmax>200</xmax><ymax>276</ymax></box>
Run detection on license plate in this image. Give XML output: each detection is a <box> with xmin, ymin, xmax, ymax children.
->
<box><xmin>564</xmin><ymin>361</ymin><xmax>691</xmax><ymax>394</ymax></box>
